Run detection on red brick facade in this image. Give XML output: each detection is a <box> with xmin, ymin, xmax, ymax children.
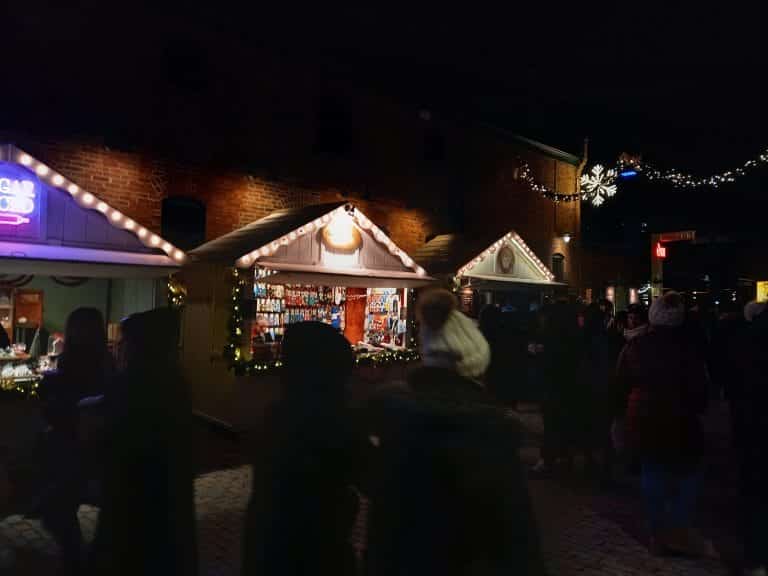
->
<box><xmin>6</xmin><ymin>118</ymin><xmax>583</xmax><ymax>286</ymax></box>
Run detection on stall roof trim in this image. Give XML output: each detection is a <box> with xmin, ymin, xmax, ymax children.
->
<box><xmin>1</xmin><ymin>144</ymin><xmax>186</xmax><ymax>265</ymax></box>
<box><xmin>413</xmin><ymin>231</ymin><xmax>556</xmax><ymax>282</ymax></box>
<box><xmin>189</xmin><ymin>202</ymin><xmax>428</xmax><ymax>277</ymax></box>
<box><xmin>189</xmin><ymin>203</ymin><xmax>346</xmax><ymax>263</ymax></box>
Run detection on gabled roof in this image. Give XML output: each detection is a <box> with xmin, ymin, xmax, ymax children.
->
<box><xmin>190</xmin><ymin>203</ymin><xmax>345</xmax><ymax>263</ymax></box>
<box><xmin>190</xmin><ymin>202</ymin><xmax>428</xmax><ymax>277</ymax></box>
<box><xmin>1</xmin><ymin>144</ymin><xmax>186</xmax><ymax>264</ymax></box>
<box><xmin>413</xmin><ymin>231</ymin><xmax>556</xmax><ymax>282</ymax></box>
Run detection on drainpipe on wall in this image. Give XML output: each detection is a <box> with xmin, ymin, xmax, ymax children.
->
<box><xmin>575</xmin><ymin>138</ymin><xmax>589</xmax><ymax>295</ymax></box>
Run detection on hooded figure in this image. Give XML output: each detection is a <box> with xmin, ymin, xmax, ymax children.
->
<box><xmin>88</xmin><ymin>308</ymin><xmax>198</xmax><ymax>576</ymax></box>
<box><xmin>243</xmin><ymin>321</ymin><xmax>359</xmax><ymax>576</ymax></box>
<box><xmin>368</xmin><ymin>289</ymin><xmax>545</xmax><ymax>575</ymax></box>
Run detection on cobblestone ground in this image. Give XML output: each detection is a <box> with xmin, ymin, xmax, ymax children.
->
<box><xmin>1</xmin><ymin>406</ymin><xmax>739</xmax><ymax>575</ymax></box>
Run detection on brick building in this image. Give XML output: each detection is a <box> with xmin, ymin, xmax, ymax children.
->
<box><xmin>2</xmin><ymin>94</ymin><xmax>584</xmax><ymax>288</ymax></box>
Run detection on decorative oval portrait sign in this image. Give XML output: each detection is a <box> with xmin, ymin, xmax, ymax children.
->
<box><xmin>496</xmin><ymin>244</ymin><xmax>516</xmax><ymax>275</ymax></box>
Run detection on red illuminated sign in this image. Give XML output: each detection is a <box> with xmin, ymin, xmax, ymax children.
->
<box><xmin>655</xmin><ymin>242</ymin><xmax>667</xmax><ymax>259</ymax></box>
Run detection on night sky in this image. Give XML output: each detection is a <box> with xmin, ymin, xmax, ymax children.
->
<box><xmin>3</xmin><ymin>5</ymin><xmax>767</xmax><ymax>241</ymax></box>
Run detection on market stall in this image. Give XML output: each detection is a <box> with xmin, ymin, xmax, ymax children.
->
<box><xmin>182</xmin><ymin>202</ymin><xmax>430</xmax><ymax>430</ymax></box>
<box><xmin>413</xmin><ymin>231</ymin><xmax>564</xmax><ymax>318</ymax></box>
<box><xmin>0</xmin><ymin>144</ymin><xmax>185</xmax><ymax>397</ymax></box>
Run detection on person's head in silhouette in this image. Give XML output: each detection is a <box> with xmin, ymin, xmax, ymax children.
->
<box><xmin>280</xmin><ymin>321</ymin><xmax>353</xmax><ymax>419</ymax></box>
<box><xmin>118</xmin><ymin>308</ymin><xmax>183</xmax><ymax>412</ymax></box>
<box><xmin>58</xmin><ymin>307</ymin><xmax>110</xmax><ymax>397</ymax></box>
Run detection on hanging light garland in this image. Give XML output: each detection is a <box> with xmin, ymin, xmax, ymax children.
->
<box><xmin>617</xmin><ymin>147</ymin><xmax>768</xmax><ymax>188</ymax></box>
<box><xmin>517</xmin><ymin>159</ymin><xmax>583</xmax><ymax>203</ymax></box>
<box><xmin>520</xmin><ymin>144</ymin><xmax>768</xmax><ymax>208</ymax></box>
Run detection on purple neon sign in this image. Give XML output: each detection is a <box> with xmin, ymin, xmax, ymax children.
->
<box><xmin>0</xmin><ymin>173</ymin><xmax>36</xmax><ymax>226</ymax></box>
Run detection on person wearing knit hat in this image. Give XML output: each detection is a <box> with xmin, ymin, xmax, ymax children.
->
<box><xmin>416</xmin><ymin>288</ymin><xmax>490</xmax><ymax>381</ymax></box>
<box><xmin>649</xmin><ymin>291</ymin><xmax>686</xmax><ymax>328</ymax></box>
<box><xmin>616</xmin><ymin>291</ymin><xmax>716</xmax><ymax>558</ymax></box>
<box><xmin>366</xmin><ymin>288</ymin><xmax>545</xmax><ymax>575</ymax></box>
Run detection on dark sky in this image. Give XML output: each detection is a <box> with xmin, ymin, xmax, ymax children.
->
<box><xmin>3</xmin><ymin>4</ymin><xmax>767</xmax><ymax>237</ymax></box>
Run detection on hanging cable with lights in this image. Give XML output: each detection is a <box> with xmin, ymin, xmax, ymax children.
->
<box><xmin>617</xmin><ymin>147</ymin><xmax>768</xmax><ymax>188</ymax></box>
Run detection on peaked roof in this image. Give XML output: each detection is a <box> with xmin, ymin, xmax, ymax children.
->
<box><xmin>0</xmin><ymin>144</ymin><xmax>186</xmax><ymax>263</ymax></box>
<box><xmin>190</xmin><ymin>202</ymin><xmax>428</xmax><ymax>276</ymax></box>
<box><xmin>190</xmin><ymin>203</ymin><xmax>344</xmax><ymax>263</ymax></box>
<box><xmin>413</xmin><ymin>231</ymin><xmax>555</xmax><ymax>282</ymax></box>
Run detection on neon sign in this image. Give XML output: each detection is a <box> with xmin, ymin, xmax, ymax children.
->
<box><xmin>0</xmin><ymin>175</ymin><xmax>36</xmax><ymax>226</ymax></box>
<box><xmin>655</xmin><ymin>242</ymin><xmax>667</xmax><ymax>259</ymax></box>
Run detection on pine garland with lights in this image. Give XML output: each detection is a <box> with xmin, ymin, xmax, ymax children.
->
<box><xmin>223</xmin><ymin>268</ymin><xmax>248</xmax><ymax>363</ymax></box>
<box><xmin>167</xmin><ymin>275</ymin><xmax>186</xmax><ymax>309</ymax></box>
<box><xmin>0</xmin><ymin>378</ymin><xmax>40</xmax><ymax>400</ymax></box>
<box><xmin>355</xmin><ymin>349</ymin><xmax>420</xmax><ymax>367</ymax></box>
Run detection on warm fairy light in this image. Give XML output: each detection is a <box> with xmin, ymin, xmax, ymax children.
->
<box><xmin>289</xmin><ymin>231</ymin><xmax>297</xmax><ymax>241</ymax></box>
<box><xmin>138</xmin><ymin>227</ymin><xmax>148</xmax><ymax>238</ymax></box>
<box><xmin>19</xmin><ymin>154</ymin><xmax>32</xmax><ymax>166</ymax></box>
<box><xmin>162</xmin><ymin>242</ymin><xmax>173</xmax><ymax>252</ymax></box>
<box><xmin>150</xmin><ymin>235</ymin><xmax>161</xmax><ymax>246</ymax></box>
<box><xmin>67</xmin><ymin>184</ymin><xmax>79</xmax><ymax>195</ymax></box>
<box><xmin>174</xmin><ymin>250</ymin><xmax>185</xmax><ymax>261</ymax></box>
<box><xmin>35</xmin><ymin>164</ymin><xmax>49</xmax><ymax>176</ymax></box>
<box><xmin>124</xmin><ymin>219</ymin><xmax>135</xmax><ymax>230</ymax></box>
<box><xmin>52</xmin><ymin>174</ymin><xmax>64</xmax><ymax>186</ymax></box>
<box><xmin>110</xmin><ymin>211</ymin><xmax>122</xmax><ymax>222</ymax></box>
<box><xmin>97</xmin><ymin>202</ymin><xmax>108</xmax><ymax>213</ymax></box>
<box><xmin>323</xmin><ymin>211</ymin><xmax>357</xmax><ymax>249</ymax></box>
<box><xmin>82</xmin><ymin>193</ymin><xmax>94</xmax><ymax>205</ymax></box>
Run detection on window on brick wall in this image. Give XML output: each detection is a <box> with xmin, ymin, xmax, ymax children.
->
<box><xmin>161</xmin><ymin>197</ymin><xmax>206</xmax><ymax>250</ymax></box>
<box><xmin>552</xmin><ymin>253</ymin><xmax>565</xmax><ymax>283</ymax></box>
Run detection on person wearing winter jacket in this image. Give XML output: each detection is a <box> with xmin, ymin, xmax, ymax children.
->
<box><xmin>367</xmin><ymin>288</ymin><xmax>545</xmax><ymax>575</ymax></box>
<box><xmin>739</xmin><ymin>301</ymin><xmax>768</xmax><ymax>576</ymax></box>
<box><xmin>616</xmin><ymin>292</ymin><xmax>714</xmax><ymax>557</ymax></box>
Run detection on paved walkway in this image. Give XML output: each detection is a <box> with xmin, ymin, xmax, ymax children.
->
<box><xmin>0</xmin><ymin>406</ymin><xmax>738</xmax><ymax>575</ymax></box>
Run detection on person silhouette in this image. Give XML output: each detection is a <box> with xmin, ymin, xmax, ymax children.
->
<box><xmin>242</xmin><ymin>321</ymin><xmax>359</xmax><ymax>576</ymax></box>
<box><xmin>88</xmin><ymin>308</ymin><xmax>197</xmax><ymax>575</ymax></box>
<box><xmin>37</xmin><ymin>307</ymin><xmax>112</xmax><ymax>576</ymax></box>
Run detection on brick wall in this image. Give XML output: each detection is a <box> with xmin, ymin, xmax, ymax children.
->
<box><xmin>12</xmin><ymin>138</ymin><xmax>438</xmax><ymax>257</ymax></box>
<box><xmin>8</xmin><ymin>116</ymin><xmax>581</xmax><ymax>287</ymax></box>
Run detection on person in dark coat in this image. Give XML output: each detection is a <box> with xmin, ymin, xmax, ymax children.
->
<box><xmin>616</xmin><ymin>292</ymin><xmax>714</xmax><ymax>557</ymax></box>
<box><xmin>580</xmin><ymin>303</ymin><xmax>624</xmax><ymax>483</ymax></box>
<box><xmin>739</xmin><ymin>301</ymin><xmax>768</xmax><ymax>575</ymax></box>
<box><xmin>88</xmin><ymin>308</ymin><xmax>198</xmax><ymax>576</ymax></box>
<box><xmin>242</xmin><ymin>321</ymin><xmax>359</xmax><ymax>576</ymax></box>
<box><xmin>0</xmin><ymin>323</ymin><xmax>10</xmax><ymax>350</ymax></box>
<box><xmin>709</xmin><ymin>302</ymin><xmax>747</xmax><ymax>455</ymax></box>
<box><xmin>532</xmin><ymin>301</ymin><xmax>584</xmax><ymax>474</ymax></box>
<box><xmin>37</xmin><ymin>307</ymin><xmax>112</xmax><ymax>576</ymax></box>
<box><xmin>368</xmin><ymin>289</ymin><xmax>545</xmax><ymax>575</ymax></box>
<box><xmin>480</xmin><ymin>304</ymin><xmax>527</xmax><ymax>406</ymax></box>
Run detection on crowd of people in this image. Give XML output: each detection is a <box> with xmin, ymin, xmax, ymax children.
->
<box><xmin>1</xmin><ymin>286</ymin><xmax>766</xmax><ymax>575</ymax></box>
<box><xmin>526</xmin><ymin>291</ymin><xmax>767</xmax><ymax>572</ymax></box>
<box><xmin>1</xmin><ymin>307</ymin><xmax>197</xmax><ymax>575</ymax></box>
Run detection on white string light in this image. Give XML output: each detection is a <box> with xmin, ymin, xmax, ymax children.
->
<box><xmin>235</xmin><ymin>205</ymin><xmax>426</xmax><ymax>275</ymax></box>
<box><xmin>10</xmin><ymin>147</ymin><xmax>187</xmax><ymax>262</ymax></box>
<box><xmin>456</xmin><ymin>232</ymin><xmax>555</xmax><ymax>282</ymax></box>
<box><xmin>618</xmin><ymin>148</ymin><xmax>768</xmax><ymax>188</ymax></box>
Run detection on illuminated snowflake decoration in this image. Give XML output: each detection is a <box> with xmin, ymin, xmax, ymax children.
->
<box><xmin>580</xmin><ymin>164</ymin><xmax>618</xmax><ymax>206</ymax></box>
